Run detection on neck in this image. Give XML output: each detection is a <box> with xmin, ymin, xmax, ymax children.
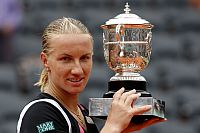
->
<box><xmin>44</xmin><ymin>82</ymin><xmax>79</xmax><ymax>112</ymax></box>
<box><xmin>43</xmin><ymin>80</ymin><xmax>87</xmax><ymax>131</ymax></box>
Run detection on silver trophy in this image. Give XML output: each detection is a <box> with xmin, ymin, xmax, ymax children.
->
<box><xmin>89</xmin><ymin>3</ymin><xmax>165</xmax><ymax>123</ymax></box>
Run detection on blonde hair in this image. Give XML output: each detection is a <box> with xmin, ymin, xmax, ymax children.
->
<box><xmin>35</xmin><ymin>17</ymin><xmax>93</xmax><ymax>92</ymax></box>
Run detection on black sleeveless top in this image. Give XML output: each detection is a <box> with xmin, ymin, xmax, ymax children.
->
<box><xmin>19</xmin><ymin>93</ymin><xmax>99</xmax><ymax>133</ymax></box>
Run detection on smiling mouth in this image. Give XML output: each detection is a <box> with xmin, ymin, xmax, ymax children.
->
<box><xmin>67</xmin><ymin>78</ymin><xmax>84</xmax><ymax>82</ymax></box>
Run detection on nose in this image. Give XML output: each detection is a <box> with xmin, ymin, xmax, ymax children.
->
<box><xmin>71</xmin><ymin>61</ymin><xmax>84</xmax><ymax>75</ymax></box>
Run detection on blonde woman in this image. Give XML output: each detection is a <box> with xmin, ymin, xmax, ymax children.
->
<box><xmin>17</xmin><ymin>17</ymin><xmax>165</xmax><ymax>133</ymax></box>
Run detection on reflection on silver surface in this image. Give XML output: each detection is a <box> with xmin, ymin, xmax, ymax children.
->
<box><xmin>102</xmin><ymin>3</ymin><xmax>153</xmax><ymax>81</ymax></box>
<box><xmin>103</xmin><ymin>28</ymin><xmax>152</xmax><ymax>81</ymax></box>
<box><xmin>89</xmin><ymin>97</ymin><xmax>165</xmax><ymax>118</ymax></box>
<box><xmin>104</xmin><ymin>41</ymin><xmax>151</xmax><ymax>72</ymax></box>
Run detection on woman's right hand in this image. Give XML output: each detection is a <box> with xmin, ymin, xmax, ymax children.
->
<box><xmin>101</xmin><ymin>87</ymin><xmax>152</xmax><ymax>133</ymax></box>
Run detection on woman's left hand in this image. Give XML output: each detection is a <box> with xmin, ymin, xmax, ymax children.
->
<box><xmin>122</xmin><ymin>117</ymin><xmax>167</xmax><ymax>133</ymax></box>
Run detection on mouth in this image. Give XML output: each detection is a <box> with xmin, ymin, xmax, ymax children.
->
<box><xmin>67</xmin><ymin>77</ymin><xmax>84</xmax><ymax>87</ymax></box>
<box><xmin>67</xmin><ymin>78</ymin><xmax>84</xmax><ymax>82</ymax></box>
<box><xmin>66</xmin><ymin>77</ymin><xmax>85</xmax><ymax>87</ymax></box>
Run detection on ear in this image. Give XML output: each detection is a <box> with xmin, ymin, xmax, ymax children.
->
<box><xmin>40</xmin><ymin>52</ymin><xmax>49</xmax><ymax>68</ymax></box>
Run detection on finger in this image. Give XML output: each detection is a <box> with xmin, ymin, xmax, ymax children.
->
<box><xmin>125</xmin><ymin>93</ymin><xmax>141</xmax><ymax>105</ymax></box>
<box><xmin>120</xmin><ymin>89</ymin><xmax>136</xmax><ymax>103</ymax></box>
<box><xmin>132</xmin><ymin>105</ymin><xmax>152</xmax><ymax>115</ymax></box>
<box><xmin>113</xmin><ymin>87</ymin><xmax>125</xmax><ymax>102</ymax></box>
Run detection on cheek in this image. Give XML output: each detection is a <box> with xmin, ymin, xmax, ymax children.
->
<box><xmin>50</xmin><ymin>64</ymin><xmax>67</xmax><ymax>78</ymax></box>
<box><xmin>51</xmin><ymin>68</ymin><xmax>69</xmax><ymax>87</ymax></box>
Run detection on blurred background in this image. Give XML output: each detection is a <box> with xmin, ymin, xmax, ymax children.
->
<box><xmin>0</xmin><ymin>0</ymin><xmax>200</xmax><ymax>132</ymax></box>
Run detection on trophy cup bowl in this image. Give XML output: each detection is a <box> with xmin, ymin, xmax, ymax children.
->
<box><xmin>102</xmin><ymin>24</ymin><xmax>152</xmax><ymax>97</ymax></box>
<box><xmin>89</xmin><ymin>3</ymin><xmax>165</xmax><ymax>124</ymax></box>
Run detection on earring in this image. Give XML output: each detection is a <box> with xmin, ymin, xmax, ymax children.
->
<box><xmin>46</xmin><ymin>67</ymin><xmax>50</xmax><ymax>72</ymax></box>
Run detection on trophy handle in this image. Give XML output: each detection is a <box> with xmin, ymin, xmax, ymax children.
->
<box><xmin>145</xmin><ymin>31</ymin><xmax>152</xmax><ymax>44</ymax></box>
<box><xmin>115</xmin><ymin>24</ymin><xmax>125</xmax><ymax>41</ymax></box>
<box><xmin>115</xmin><ymin>24</ymin><xmax>125</xmax><ymax>57</ymax></box>
<box><xmin>145</xmin><ymin>32</ymin><xmax>152</xmax><ymax>52</ymax></box>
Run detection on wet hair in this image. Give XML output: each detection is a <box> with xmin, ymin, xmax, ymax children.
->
<box><xmin>35</xmin><ymin>17</ymin><xmax>93</xmax><ymax>92</ymax></box>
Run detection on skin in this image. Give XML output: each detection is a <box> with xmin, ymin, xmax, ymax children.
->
<box><xmin>41</xmin><ymin>34</ymin><xmax>93</xmax><ymax>112</ymax></box>
<box><xmin>40</xmin><ymin>33</ymin><xmax>166</xmax><ymax>133</ymax></box>
<box><xmin>101</xmin><ymin>88</ymin><xmax>166</xmax><ymax>133</ymax></box>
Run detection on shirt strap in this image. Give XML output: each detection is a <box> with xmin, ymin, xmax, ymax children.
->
<box><xmin>79</xmin><ymin>124</ymin><xmax>85</xmax><ymax>133</ymax></box>
<box><xmin>17</xmin><ymin>99</ymin><xmax>72</xmax><ymax>133</ymax></box>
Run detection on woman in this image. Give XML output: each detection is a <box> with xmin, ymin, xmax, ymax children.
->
<box><xmin>17</xmin><ymin>17</ymin><xmax>165</xmax><ymax>133</ymax></box>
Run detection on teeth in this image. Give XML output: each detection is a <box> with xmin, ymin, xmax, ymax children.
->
<box><xmin>68</xmin><ymin>78</ymin><xmax>82</xmax><ymax>82</ymax></box>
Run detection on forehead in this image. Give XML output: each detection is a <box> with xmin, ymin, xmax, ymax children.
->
<box><xmin>49</xmin><ymin>34</ymin><xmax>93</xmax><ymax>55</ymax></box>
<box><xmin>50</xmin><ymin>34</ymin><xmax>92</xmax><ymax>44</ymax></box>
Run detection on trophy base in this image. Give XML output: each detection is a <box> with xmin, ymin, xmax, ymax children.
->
<box><xmin>89</xmin><ymin>97</ymin><xmax>165</xmax><ymax>124</ymax></box>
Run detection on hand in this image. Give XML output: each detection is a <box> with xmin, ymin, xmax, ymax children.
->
<box><xmin>122</xmin><ymin>118</ymin><xmax>167</xmax><ymax>133</ymax></box>
<box><xmin>101</xmin><ymin>87</ymin><xmax>152</xmax><ymax>133</ymax></box>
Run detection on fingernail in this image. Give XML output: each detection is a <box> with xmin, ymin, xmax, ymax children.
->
<box><xmin>132</xmin><ymin>89</ymin><xmax>136</xmax><ymax>92</ymax></box>
<box><xmin>121</xmin><ymin>87</ymin><xmax>125</xmax><ymax>91</ymax></box>
<box><xmin>146</xmin><ymin>105</ymin><xmax>152</xmax><ymax>109</ymax></box>
<box><xmin>137</xmin><ymin>93</ymin><xmax>141</xmax><ymax>97</ymax></box>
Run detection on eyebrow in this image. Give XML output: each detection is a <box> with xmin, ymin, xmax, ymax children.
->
<box><xmin>60</xmin><ymin>53</ymin><xmax>92</xmax><ymax>57</ymax></box>
<box><xmin>60</xmin><ymin>54</ymin><xmax>73</xmax><ymax>57</ymax></box>
<box><xmin>81</xmin><ymin>53</ymin><xmax>93</xmax><ymax>56</ymax></box>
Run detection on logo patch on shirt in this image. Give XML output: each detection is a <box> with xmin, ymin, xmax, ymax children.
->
<box><xmin>85</xmin><ymin>116</ymin><xmax>94</xmax><ymax>124</ymax></box>
<box><xmin>36</xmin><ymin>121</ymin><xmax>55</xmax><ymax>133</ymax></box>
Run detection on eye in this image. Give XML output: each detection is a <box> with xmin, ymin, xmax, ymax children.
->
<box><xmin>60</xmin><ymin>56</ymin><xmax>72</xmax><ymax>62</ymax></box>
<box><xmin>80</xmin><ymin>55</ymin><xmax>91</xmax><ymax>62</ymax></box>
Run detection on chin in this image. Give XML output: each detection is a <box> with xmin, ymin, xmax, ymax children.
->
<box><xmin>69</xmin><ymin>86</ymin><xmax>85</xmax><ymax>94</ymax></box>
